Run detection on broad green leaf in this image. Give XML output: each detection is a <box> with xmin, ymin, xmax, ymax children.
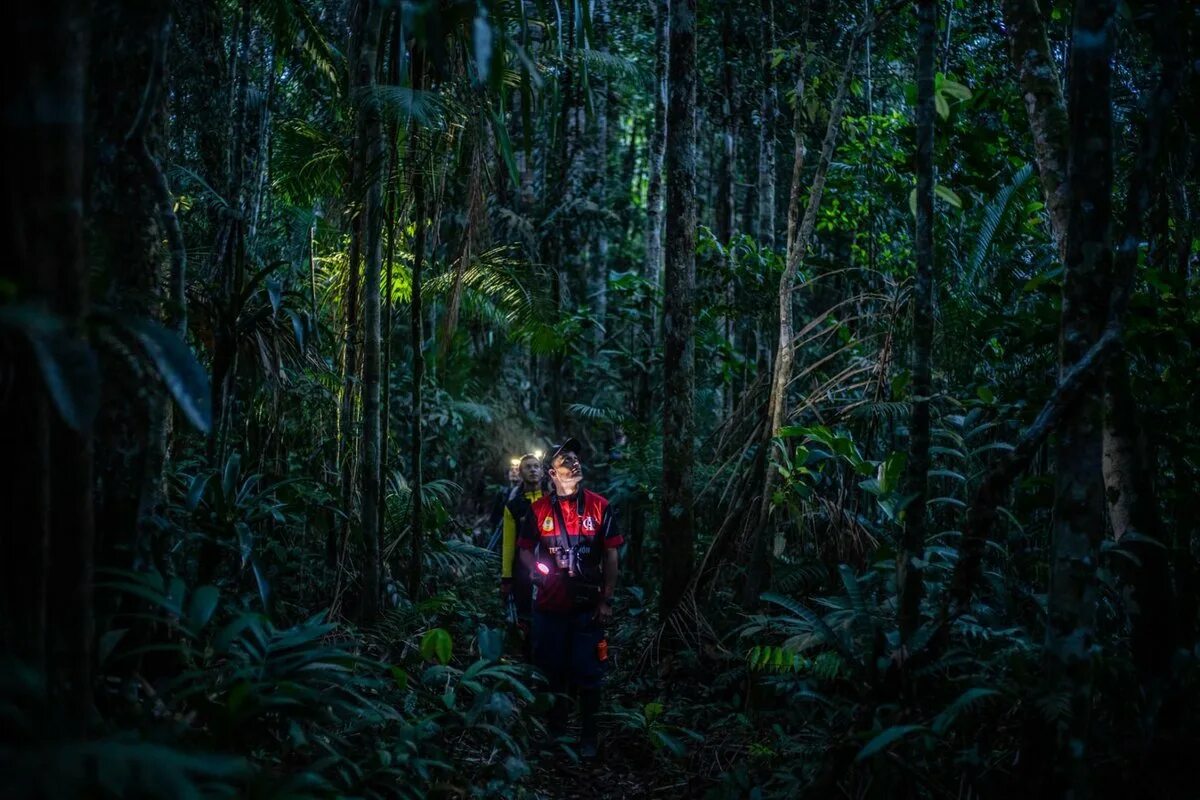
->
<box><xmin>421</xmin><ymin>627</ymin><xmax>453</xmax><ymax>665</ymax></box>
<box><xmin>935</xmin><ymin>184</ymin><xmax>963</xmax><ymax>208</ymax></box>
<box><xmin>934</xmin><ymin>93</ymin><xmax>950</xmax><ymax>119</ymax></box>
<box><xmin>188</xmin><ymin>585</ymin><xmax>220</xmax><ymax>630</ymax></box>
<box><xmin>856</xmin><ymin>724</ymin><xmax>929</xmax><ymax>761</ymax></box>
<box><xmin>940</xmin><ymin>79</ymin><xmax>972</xmax><ymax>101</ymax></box>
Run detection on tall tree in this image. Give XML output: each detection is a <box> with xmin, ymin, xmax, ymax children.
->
<box><xmin>355</xmin><ymin>0</ymin><xmax>385</xmax><ymax>622</ymax></box>
<box><xmin>899</xmin><ymin>0</ymin><xmax>937</xmax><ymax>640</ymax></box>
<box><xmin>659</xmin><ymin>0</ymin><xmax>697</xmax><ymax>623</ymax></box>
<box><xmin>1002</xmin><ymin>0</ymin><xmax>1070</xmax><ymax>262</ymax></box>
<box><xmin>408</xmin><ymin>46</ymin><xmax>428</xmax><ymax>601</ymax></box>
<box><xmin>756</xmin><ymin>0</ymin><xmax>777</xmax><ymax>248</ymax></box>
<box><xmin>644</xmin><ymin>0</ymin><xmax>668</xmax><ymax>293</ymax></box>
<box><xmin>1045</xmin><ymin>0</ymin><xmax>1115</xmax><ymax>791</ymax></box>
<box><xmin>714</xmin><ymin>5</ymin><xmax>736</xmax><ymax>246</ymax></box>
<box><xmin>743</xmin><ymin>20</ymin><xmax>864</xmax><ymax>606</ymax></box>
<box><xmin>5</xmin><ymin>2</ymin><xmax>94</xmax><ymax>723</ymax></box>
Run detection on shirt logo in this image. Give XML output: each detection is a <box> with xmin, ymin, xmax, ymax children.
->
<box><xmin>542</xmin><ymin>517</ymin><xmax>554</xmax><ymax>532</ymax></box>
<box><xmin>582</xmin><ymin>516</ymin><xmax>595</xmax><ymax>531</ymax></box>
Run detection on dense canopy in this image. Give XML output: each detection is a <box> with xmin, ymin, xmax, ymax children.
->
<box><xmin>2</xmin><ymin>0</ymin><xmax>1197</xmax><ymax>797</ymax></box>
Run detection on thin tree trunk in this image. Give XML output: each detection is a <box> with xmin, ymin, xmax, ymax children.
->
<box><xmin>408</xmin><ymin>47</ymin><xmax>427</xmax><ymax>600</ymax></box>
<box><xmin>899</xmin><ymin>0</ymin><xmax>937</xmax><ymax>642</ymax></box>
<box><xmin>659</xmin><ymin>0</ymin><xmax>697</xmax><ymax>625</ymax></box>
<box><xmin>644</xmin><ymin>0</ymin><xmax>668</xmax><ymax>292</ymax></box>
<box><xmin>1002</xmin><ymin>0</ymin><xmax>1070</xmax><ymax>263</ymax></box>
<box><xmin>715</xmin><ymin>5</ymin><xmax>736</xmax><ymax>246</ymax></box>
<box><xmin>591</xmin><ymin>0</ymin><xmax>612</xmax><ymax>346</ymax></box>
<box><xmin>743</xmin><ymin>26</ymin><xmax>861</xmax><ymax>606</ymax></box>
<box><xmin>756</xmin><ymin>0</ymin><xmax>777</xmax><ymax>248</ymax></box>
<box><xmin>355</xmin><ymin>0</ymin><xmax>384</xmax><ymax>623</ymax></box>
<box><xmin>378</xmin><ymin>10</ymin><xmax>402</xmax><ymax>567</ymax></box>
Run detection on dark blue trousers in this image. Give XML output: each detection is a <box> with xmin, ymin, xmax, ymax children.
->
<box><xmin>532</xmin><ymin>608</ymin><xmax>606</xmax><ymax>691</ymax></box>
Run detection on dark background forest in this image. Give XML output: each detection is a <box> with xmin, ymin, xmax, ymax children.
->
<box><xmin>2</xmin><ymin>0</ymin><xmax>1198</xmax><ymax>797</ymax></box>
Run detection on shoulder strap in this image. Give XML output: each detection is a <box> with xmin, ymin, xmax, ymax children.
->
<box><xmin>549</xmin><ymin>493</ymin><xmax>573</xmax><ymax>551</ymax></box>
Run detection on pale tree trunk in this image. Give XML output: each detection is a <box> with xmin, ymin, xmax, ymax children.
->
<box><xmin>899</xmin><ymin>0</ymin><xmax>937</xmax><ymax>642</ymax></box>
<box><xmin>1002</xmin><ymin>0</ymin><xmax>1070</xmax><ymax>262</ymax></box>
<box><xmin>1045</xmin><ymin>2</ymin><xmax>1115</xmax><ymax>793</ymax></box>
<box><xmin>743</xmin><ymin>26</ymin><xmax>861</xmax><ymax>606</ymax></box>
<box><xmin>756</xmin><ymin>0</ymin><xmax>777</xmax><ymax>248</ymax></box>
<box><xmin>355</xmin><ymin>0</ymin><xmax>384</xmax><ymax>623</ymax></box>
<box><xmin>715</xmin><ymin>5</ymin><xmax>737</xmax><ymax>419</ymax></box>
<box><xmin>659</xmin><ymin>0</ymin><xmax>697</xmax><ymax>625</ymax></box>
<box><xmin>247</xmin><ymin>41</ymin><xmax>276</xmax><ymax>255</ymax></box>
<box><xmin>591</xmin><ymin>0</ymin><xmax>611</xmax><ymax>347</ymax></box>
<box><xmin>631</xmin><ymin>0</ymin><xmax>669</xmax><ymax>586</ymax></box>
<box><xmin>644</xmin><ymin>0</ymin><xmax>668</xmax><ymax>292</ymax></box>
<box><xmin>715</xmin><ymin>5</ymin><xmax>735</xmax><ymax>246</ymax></box>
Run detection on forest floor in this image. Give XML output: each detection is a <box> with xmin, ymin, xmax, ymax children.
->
<box><xmin>464</xmin><ymin>521</ymin><xmax>721</xmax><ymax>799</ymax></box>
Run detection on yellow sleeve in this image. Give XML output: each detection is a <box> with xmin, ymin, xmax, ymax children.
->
<box><xmin>501</xmin><ymin>505</ymin><xmax>516</xmax><ymax>579</ymax></box>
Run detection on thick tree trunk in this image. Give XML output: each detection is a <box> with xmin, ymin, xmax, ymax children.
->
<box><xmin>756</xmin><ymin>0</ymin><xmax>777</xmax><ymax>248</ymax></box>
<box><xmin>1044</xmin><ymin>2</ymin><xmax>1115</xmax><ymax>792</ymax></box>
<box><xmin>659</xmin><ymin>0</ymin><xmax>697</xmax><ymax>624</ymax></box>
<box><xmin>5</xmin><ymin>2</ymin><xmax>93</xmax><ymax>721</ymax></box>
<box><xmin>1002</xmin><ymin>0</ymin><xmax>1070</xmax><ymax>262</ymax></box>
<box><xmin>355</xmin><ymin>0</ymin><xmax>384</xmax><ymax>623</ymax></box>
<box><xmin>899</xmin><ymin>0</ymin><xmax>937</xmax><ymax>641</ymax></box>
<box><xmin>89</xmin><ymin>0</ymin><xmax>172</xmax><ymax>565</ymax></box>
<box><xmin>1101</xmin><ymin>0</ymin><xmax>1183</xmax><ymax>680</ymax></box>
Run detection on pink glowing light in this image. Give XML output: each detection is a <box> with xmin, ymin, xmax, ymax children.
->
<box><xmin>536</xmin><ymin>562</ymin><xmax>550</xmax><ymax>575</ymax></box>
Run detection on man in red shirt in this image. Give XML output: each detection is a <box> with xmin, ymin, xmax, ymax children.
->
<box><xmin>518</xmin><ymin>438</ymin><xmax>621</xmax><ymax>758</ymax></box>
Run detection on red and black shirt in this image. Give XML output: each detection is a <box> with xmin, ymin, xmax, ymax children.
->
<box><xmin>517</xmin><ymin>489</ymin><xmax>622</xmax><ymax>612</ymax></box>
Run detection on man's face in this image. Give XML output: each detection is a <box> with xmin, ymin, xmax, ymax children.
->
<box><xmin>519</xmin><ymin>457</ymin><xmax>542</xmax><ymax>485</ymax></box>
<box><xmin>549</xmin><ymin>452</ymin><xmax>582</xmax><ymax>491</ymax></box>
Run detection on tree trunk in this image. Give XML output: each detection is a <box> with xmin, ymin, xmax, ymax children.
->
<box><xmin>659</xmin><ymin>0</ymin><xmax>697</xmax><ymax>624</ymax></box>
<box><xmin>756</xmin><ymin>0</ymin><xmax>777</xmax><ymax>248</ymax></box>
<box><xmin>1101</xmin><ymin>0</ymin><xmax>1183</xmax><ymax>680</ymax></box>
<box><xmin>1002</xmin><ymin>0</ymin><xmax>1070</xmax><ymax>262</ymax></box>
<box><xmin>378</xmin><ymin>10</ymin><xmax>402</xmax><ymax>570</ymax></box>
<box><xmin>355</xmin><ymin>0</ymin><xmax>384</xmax><ymax>623</ymax></box>
<box><xmin>743</xmin><ymin>27</ymin><xmax>861</xmax><ymax>607</ymax></box>
<box><xmin>715</xmin><ymin>6</ymin><xmax>736</xmax><ymax>246</ymax></box>
<box><xmin>5</xmin><ymin>2</ymin><xmax>93</xmax><ymax>722</ymax></box>
<box><xmin>408</xmin><ymin>47</ymin><xmax>427</xmax><ymax>601</ymax></box>
<box><xmin>1044</xmin><ymin>2</ymin><xmax>1115</xmax><ymax>792</ymax></box>
<box><xmin>899</xmin><ymin>0</ymin><xmax>937</xmax><ymax>642</ymax></box>
<box><xmin>89</xmin><ymin>0</ymin><xmax>172</xmax><ymax>566</ymax></box>
<box><xmin>644</xmin><ymin>0</ymin><xmax>667</xmax><ymax>293</ymax></box>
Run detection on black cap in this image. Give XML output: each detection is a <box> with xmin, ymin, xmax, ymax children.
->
<box><xmin>546</xmin><ymin>437</ymin><xmax>582</xmax><ymax>464</ymax></box>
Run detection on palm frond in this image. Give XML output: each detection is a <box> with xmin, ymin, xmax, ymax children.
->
<box><xmin>965</xmin><ymin>163</ymin><xmax>1034</xmax><ymax>285</ymax></box>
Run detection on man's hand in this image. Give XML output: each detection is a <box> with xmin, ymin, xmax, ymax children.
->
<box><xmin>594</xmin><ymin>599</ymin><xmax>613</xmax><ymax>625</ymax></box>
